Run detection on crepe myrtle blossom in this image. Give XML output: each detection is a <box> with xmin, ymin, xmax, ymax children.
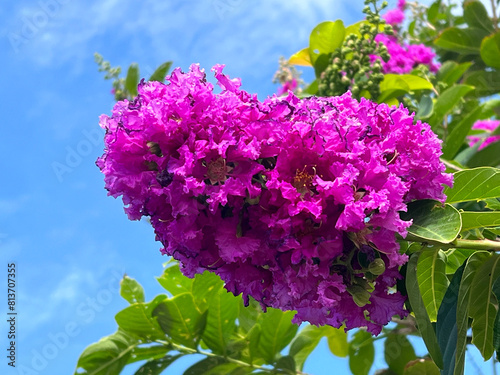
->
<box><xmin>468</xmin><ymin>119</ymin><xmax>500</xmax><ymax>150</ymax></box>
<box><xmin>97</xmin><ymin>64</ymin><xmax>452</xmax><ymax>335</ymax></box>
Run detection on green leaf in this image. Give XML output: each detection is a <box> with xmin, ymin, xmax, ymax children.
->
<box><xmin>191</xmin><ymin>270</ymin><xmax>224</xmax><ymax>311</ymax></box>
<box><xmin>469</xmin><ymin>253</ymin><xmax>500</xmax><ymax>360</ymax></box>
<box><xmin>348</xmin><ymin>330</ymin><xmax>374</xmax><ymax>375</ymax></box>
<box><xmin>378</xmin><ymin>74</ymin><xmax>433</xmax><ymax>103</ymax></box>
<box><xmin>442</xmin><ymin>105</ymin><xmax>483</xmax><ymax>160</ymax></box>
<box><xmin>275</xmin><ymin>355</ymin><xmax>296</xmax><ymax>372</ymax></box>
<box><xmin>289</xmin><ymin>47</ymin><xmax>312</xmax><ymax>66</ymax></box>
<box><xmin>125</xmin><ymin>63</ymin><xmax>140</xmax><ymax>97</ymax></box>
<box><xmin>153</xmin><ymin>293</ymin><xmax>207</xmax><ymax>349</ymax></box>
<box><xmin>433</xmin><ymin>85</ymin><xmax>474</xmax><ymax>118</ymax></box>
<box><xmin>437</xmin><ymin>61</ymin><xmax>473</xmax><ymax>86</ymax></box>
<box><xmin>445</xmin><ymin>248</ymin><xmax>476</xmax><ymax>274</ymax></box>
<box><xmin>464</xmin><ymin>1</ymin><xmax>495</xmax><ymax>32</ymax></box>
<box><xmin>444</xmin><ymin>167</ymin><xmax>500</xmax><ymax>204</ymax></box>
<box><xmin>384</xmin><ymin>334</ymin><xmax>417</xmax><ymax>375</ymax></box>
<box><xmin>403</xmin><ymin>359</ymin><xmax>440</xmax><ymax>375</ymax></box>
<box><xmin>133</xmin><ymin>354</ymin><xmax>181</xmax><ymax>375</ymax></box>
<box><xmin>455</xmin><ymin>251</ymin><xmax>491</xmax><ymax>375</ymax></box>
<box><xmin>481</xmin><ymin>32</ymin><xmax>500</xmax><ymax>69</ymax></box>
<box><xmin>416</xmin><ymin>95</ymin><xmax>434</xmax><ymax>120</ymax></box>
<box><xmin>127</xmin><ymin>345</ymin><xmax>171</xmax><ymax>364</ymax></box>
<box><xmin>461</xmin><ymin>211</ymin><xmax>500</xmax><ymax>231</ymax></box>
<box><xmin>434</xmin><ymin>27</ymin><xmax>482</xmax><ymax>54</ymax></box>
<box><xmin>156</xmin><ymin>264</ymin><xmax>194</xmax><ymax>296</ymax></box>
<box><xmin>400</xmin><ymin>200</ymin><xmax>462</xmax><ymax>243</ymax></box>
<box><xmin>436</xmin><ymin>263</ymin><xmax>465</xmax><ymax>375</ymax></box>
<box><xmin>289</xmin><ymin>325</ymin><xmax>326</xmax><ymax>371</ymax></box>
<box><xmin>406</xmin><ymin>253</ymin><xmax>443</xmax><ymax>369</ymax></box>
<box><xmin>202</xmin><ymin>288</ymin><xmax>239</xmax><ymax>355</ymax></box>
<box><xmin>115</xmin><ymin>294</ymin><xmax>167</xmax><ymax>341</ymax></box>
<box><xmin>467</xmin><ymin>140</ymin><xmax>500</xmax><ymax>167</ymax></box>
<box><xmin>75</xmin><ymin>329</ymin><xmax>137</xmax><ymax>375</ymax></box>
<box><xmin>309</xmin><ymin>20</ymin><xmax>345</xmax><ymax>65</ymax></box>
<box><xmin>465</xmin><ymin>70</ymin><xmax>500</xmax><ymax>98</ymax></box>
<box><xmin>325</xmin><ymin>325</ymin><xmax>348</xmax><ymax>357</ymax></box>
<box><xmin>183</xmin><ymin>357</ymin><xmax>228</xmax><ymax>375</ymax></box>
<box><xmin>148</xmin><ymin>61</ymin><xmax>172</xmax><ymax>82</ymax></box>
<box><xmin>238</xmin><ymin>298</ymin><xmax>262</xmax><ymax>334</ymax></box>
<box><xmin>492</xmin><ymin>277</ymin><xmax>500</xmax><ymax>360</ymax></box>
<box><xmin>120</xmin><ymin>275</ymin><xmax>145</xmax><ymax>304</ymax></box>
<box><xmin>485</xmin><ymin>198</ymin><xmax>500</xmax><ymax>211</ymax></box>
<box><xmin>257</xmin><ymin>308</ymin><xmax>298</xmax><ymax>363</ymax></box>
<box><xmin>417</xmin><ymin>250</ymin><xmax>450</xmax><ymax>321</ymax></box>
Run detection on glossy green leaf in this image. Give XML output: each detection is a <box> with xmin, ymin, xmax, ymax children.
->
<box><xmin>481</xmin><ymin>32</ymin><xmax>500</xmax><ymax>69</ymax></box>
<box><xmin>120</xmin><ymin>275</ymin><xmax>145</xmax><ymax>304</ymax></box>
<box><xmin>202</xmin><ymin>288</ymin><xmax>239</xmax><ymax>355</ymax></box>
<box><xmin>257</xmin><ymin>308</ymin><xmax>298</xmax><ymax>363</ymax></box>
<box><xmin>309</xmin><ymin>20</ymin><xmax>345</xmax><ymax>65</ymax></box>
<box><xmin>467</xmin><ymin>140</ymin><xmax>500</xmax><ymax>167</ymax></box>
<box><xmin>455</xmin><ymin>251</ymin><xmax>491</xmax><ymax>375</ymax></box>
<box><xmin>442</xmin><ymin>105</ymin><xmax>483</xmax><ymax>160</ymax></box>
<box><xmin>325</xmin><ymin>325</ymin><xmax>348</xmax><ymax>357</ymax></box>
<box><xmin>417</xmin><ymin>250</ymin><xmax>450</xmax><ymax>321</ymax></box>
<box><xmin>125</xmin><ymin>63</ymin><xmax>139</xmax><ymax>97</ymax></box>
<box><xmin>153</xmin><ymin>293</ymin><xmax>207</xmax><ymax>349</ymax></box>
<box><xmin>406</xmin><ymin>253</ymin><xmax>443</xmax><ymax>369</ymax></box>
<box><xmin>444</xmin><ymin>167</ymin><xmax>500</xmax><ymax>204</ymax></box>
<box><xmin>400</xmin><ymin>200</ymin><xmax>461</xmax><ymax>243</ymax></box>
<box><xmin>433</xmin><ymin>85</ymin><xmax>474</xmax><ymax>118</ymax></box>
<box><xmin>148</xmin><ymin>61</ymin><xmax>172</xmax><ymax>82</ymax></box>
<box><xmin>133</xmin><ymin>354</ymin><xmax>181</xmax><ymax>375</ymax></box>
<box><xmin>348</xmin><ymin>330</ymin><xmax>374</xmax><ymax>375</ymax></box>
<box><xmin>469</xmin><ymin>253</ymin><xmax>500</xmax><ymax>360</ymax></box>
<box><xmin>404</xmin><ymin>359</ymin><xmax>440</xmax><ymax>375</ymax></box>
<box><xmin>437</xmin><ymin>263</ymin><xmax>465</xmax><ymax>375</ymax></box>
<box><xmin>464</xmin><ymin>1</ymin><xmax>495</xmax><ymax>32</ymax></box>
<box><xmin>75</xmin><ymin>329</ymin><xmax>137</xmax><ymax>375</ymax></box>
<box><xmin>485</xmin><ymin>198</ymin><xmax>500</xmax><ymax>211</ymax></box>
<box><xmin>416</xmin><ymin>95</ymin><xmax>434</xmax><ymax>120</ymax></box>
<box><xmin>238</xmin><ymin>298</ymin><xmax>263</xmax><ymax>334</ymax></box>
<box><xmin>191</xmin><ymin>270</ymin><xmax>224</xmax><ymax>311</ymax></box>
<box><xmin>465</xmin><ymin>70</ymin><xmax>500</xmax><ymax>98</ymax></box>
<box><xmin>275</xmin><ymin>355</ymin><xmax>296</xmax><ymax>372</ymax></box>
<box><xmin>445</xmin><ymin>248</ymin><xmax>476</xmax><ymax>274</ymax></box>
<box><xmin>461</xmin><ymin>211</ymin><xmax>500</xmax><ymax>231</ymax></box>
<box><xmin>378</xmin><ymin>74</ymin><xmax>433</xmax><ymax>103</ymax></box>
<box><xmin>434</xmin><ymin>27</ymin><xmax>481</xmax><ymax>54</ymax></box>
<box><xmin>492</xmin><ymin>276</ymin><xmax>500</xmax><ymax>360</ymax></box>
<box><xmin>384</xmin><ymin>334</ymin><xmax>417</xmax><ymax>375</ymax></box>
<box><xmin>126</xmin><ymin>345</ymin><xmax>171</xmax><ymax>364</ymax></box>
<box><xmin>156</xmin><ymin>264</ymin><xmax>193</xmax><ymax>296</ymax></box>
<box><xmin>289</xmin><ymin>47</ymin><xmax>312</xmax><ymax>66</ymax></box>
<box><xmin>183</xmin><ymin>357</ymin><xmax>228</xmax><ymax>375</ymax></box>
<box><xmin>115</xmin><ymin>294</ymin><xmax>167</xmax><ymax>341</ymax></box>
<box><xmin>289</xmin><ymin>325</ymin><xmax>326</xmax><ymax>371</ymax></box>
<box><xmin>437</xmin><ymin>61</ymin><xmax>472</xmax><ymax>86</ymax></box>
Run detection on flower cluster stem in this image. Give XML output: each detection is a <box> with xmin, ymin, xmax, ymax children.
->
<box><xmin>402</xmin><ymin>234</ymin><xmax>500</xmax><ymax>252</ymax></box>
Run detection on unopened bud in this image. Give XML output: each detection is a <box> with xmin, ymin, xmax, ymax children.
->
<box><xmin>368</xmin><ymin>258</ymin><xmax>386</xmax><ymax>275</ymax></box>
<box><xmin>348</xmin><ymin>285</ymin><xmax>372</xmax><ymax>307</ymax></box>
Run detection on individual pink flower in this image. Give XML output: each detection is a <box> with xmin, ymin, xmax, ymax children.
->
<box><xmin>383</xmin><ymin>8</ymin><xmax>405</xmax><ymax>25</ymax></box>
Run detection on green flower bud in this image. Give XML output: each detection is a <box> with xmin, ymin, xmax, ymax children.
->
<box><xmin>368</xmin><ymin>258</ymin><xmax>386</xmax><ymax>275</ymax></box>
<box><xmin>347</xmin><ymin>285</ymin><xmax>372</xmax><ymax>307</ymax></box>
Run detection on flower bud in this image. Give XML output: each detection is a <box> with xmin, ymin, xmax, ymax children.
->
<box><xmin>347</xmin><ymin>285</ymin><xmax>372</xmax><ymax>307</ymax></box>
<box><xmin>368</xmin><ymin>258</ymin><xmax>386</xmax><ymax>275</ymax></box>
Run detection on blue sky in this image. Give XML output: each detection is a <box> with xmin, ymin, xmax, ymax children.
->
<box><xmin>0</xmin><ymin>0</ymin><xmax>496</xmax><ymax>374</ymax></box>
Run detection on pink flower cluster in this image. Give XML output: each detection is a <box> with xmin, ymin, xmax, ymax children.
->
<box><xmin>97</xmin><ymin>65</ymin><xmax>451</xmax><ymax>334</ymax></box>
<box><xmin>375</xmin><ymin>0</ymin><xmax>440</xmax><ymax>74</ymax></box>
<box><xmin>468</xmin><ymin>119</ymin><xmax>500</xmax><ymax>150</ymax></box>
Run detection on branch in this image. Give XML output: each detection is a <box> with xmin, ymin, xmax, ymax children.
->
<box><xmin>401</xmin><ymin>234</ymin><xmax>500</xmax><ymax>251</ymax></box>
